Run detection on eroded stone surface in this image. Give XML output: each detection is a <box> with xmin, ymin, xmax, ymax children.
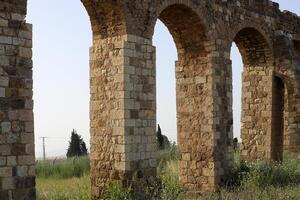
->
<box><xmin>81</xmin><ymin>0</ymin><xmax>300</xmax><ymax>198</ymax></box>
<box><xmin>1</xmin><ymin>0</ymin><xmax>300</xmax><ymax>199</ymax></box>
<box><xmin>0</xmin><ymin>0</ymin><xmax>35</xmax><ymax>199</ymax></box>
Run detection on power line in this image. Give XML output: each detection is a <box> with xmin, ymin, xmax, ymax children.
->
<box><xmin>40</xmin><ymin>137</ymin><xmax>48</xmax><ymax>160</ymax></box>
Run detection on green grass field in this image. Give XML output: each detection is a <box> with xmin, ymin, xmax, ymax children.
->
<box><xmin>37</xmin><ymin>175</ymin><xmax>90</xmax><ymax>200</ymax></box>
<box><xmin>36</xmin><ymin>149</ymin><xmax>300</xmax><ymax>200</ymax></box>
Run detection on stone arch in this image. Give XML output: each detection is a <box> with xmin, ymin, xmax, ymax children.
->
<box><xmin>280</xmin><ymin>39</ymin><xmax>300</xmax><ymax>157</ymax></box>
<box><xmin>229</xmin><ymin>27</ymin><xmax>277</xmax><ymax>160</ymax></box>
<box><xmin>269</xmin><ymin>36</ymin><xmax>300</xmax><ymax>158</ymax></box>
<box><xmin>157</xmin><ymin>4</ymin><xmax>208</xmax><ymax>59</ymax></box>
<box><xmin>148</xmin><ymin>0</ymin><xmax>211</xmax><ymax>38</ymax></box>
<box><xmin>81</xmin><ymin>0</ymin><xmax>127</xmax><ymax>40</ymax></box>
<box><xmin>149</xmin><ymin>3</ymin><xmax>228</xmax><ymax>193</ymax></box>
<box><xmin>233</xmin><ymin>27</ymin><xmax>274</xmax><ymax>68</ymax></box>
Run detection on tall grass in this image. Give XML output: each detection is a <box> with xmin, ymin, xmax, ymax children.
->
<box><xmin>37</xmin><ymin>150</ymin><xmax>300</xmax><ymax>199</ymax></box>
<box><xmin>159</xmin><ymin>160</ymin><xmax>183</xmax><ymax>200</ymax></box>
<box><xmin>37</xmin><ymin>174</ymin><xmax>90</xmax><ymax>200</ymax></box>
<box><xmin>222</xmin><ymin>153</ymin><xmax>300</xmax><ymax>189</ymax></box>
<box><xmin>36</xmin><ymin>156</ymin><xmax>90</xmax><ymax>179</ymax></box>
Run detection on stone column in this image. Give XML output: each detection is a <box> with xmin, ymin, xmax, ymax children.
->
<box><xmin>273</xmin><ymin>32</ymin><xmax>300</xmax><ymax>158</ymax></box>
<box><xmin>232</xmin><ymin>28</ymin><xmax>275</xmax><ymax>161</ymax></box>
<box><xmin>90</xmin><ymin>34</ymin><xmax>156</xmax><ymax>199</ymax></box>
<box><xmin>176</xmin><ymin>39</ymin><xmax>233</xmax><ymax>193</ymax></box>
<box><xmin>240</xmin><ymin>63</ymin><xmax>274</xmax><ymax>160</ymax></box>
<box><xmin>0</xmin><ymin>6</ymin><xmax>35</xmax><ymax>200</ymax></box>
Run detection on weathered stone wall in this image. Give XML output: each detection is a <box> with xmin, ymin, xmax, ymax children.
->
<box><xmin>232</xmin><ymin>28</ymin><xmax>274</xmax><ymax>160</ymax></box>
<box><xmin>0</xmin><ymin>0</ymin><xmax>35</xmax><ymax>199</ymax></box>
<box><xmin>2</xmin><ymin>0</ymin><xmax>300</xmax><ymax>199</ymax></box>
<box><xmin>81</xmin><ymin>0</ymin><xmax>300</xmax><ymax>198</ymax></box>
<box><xmin>89</xmin><ymin>34</ymin><xmax>157</xmax><ymax>198</ymax></box>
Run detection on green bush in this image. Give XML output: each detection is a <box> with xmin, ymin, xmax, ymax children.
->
<box><xmin>159</xmin><ymin>160</ymin><xmax>183</xmax><ymax>200</ymax></box>
<box><xmin>243</xmin><ymin>156</ymin><xmax>300</xmax><ymax>188</ymax></box>
<box><xmin>222</xmin><ymin>153</ymin><xmax>300</xmax><ymax>189</ymax></box>
<box><xmin>104</xmin><ymin>182</ymin><xmax>133</xmax><ymax>200</ymax></box>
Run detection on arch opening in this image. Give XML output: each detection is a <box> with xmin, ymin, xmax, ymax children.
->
<box><xmin>294</xmin><ymin>40</ymin><xmax>300</xmax><ymax>60</ymax></box>
<box><xmin>231</xmin><ymin>43</ymin><xmax>243</xmax><ymax>146</ymax></box>
<box><xmin>157</xmin><ymin>4</ymin><xmax>208</xmax><ymax>59</ymax></box>
<box><xmin>83</xmin><ymin>0</ymin><xmax>126</xmax><ymax>40</ymax></box>
<box><xmin>152</xmin><ymin>3</ymin><xmax>220</xmax><ymax>192</ymax></box>
<box><xmin>271</xmin><ymin>76</ymin><xmax>285</xmax><ymax>161</ymax></box>
<box><xmin>231</xmin><ymin>27</ymin><xmax>276</xmax><ymax>161</ymax></box>
<box><xmin>153</xmin><ymin>20</ymin><xmax>177</xmax><ymax>148</ymax></box>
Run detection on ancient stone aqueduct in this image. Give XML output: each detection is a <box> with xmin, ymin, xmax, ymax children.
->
<box><xmin>0</xmin><ymin>0</ymin><xmax>300</xmax><ymax>199</ymax></box>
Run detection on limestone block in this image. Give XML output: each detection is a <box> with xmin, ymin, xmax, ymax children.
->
<box><xmin>0</xmin><ymin>18</ymin><xmax>8</xmax><ymax>27</ymax></box>
<box><xmin>1</xmin><ymin>177</ymin><xmax>15</xmax><ymax>190</ymax></box>
<box><xmin>1</xmin><ymin>122</ymin><xmax>11</xmax><ymax>133</ymax></box>
<box><xmin>0</xmin><ymin>156</ymin><xmax>6</xmax><ymax>166</ymax></box>
<box><xmin>21</xmin><ymin>133</ymin><xmax>33</xmax><ymax>144</ymax></box>
<box><xmin>6</xmin><ymin>156</ymin><xmax>16</xmax><ymax>166</ymax></box>
<box><xmin>0</xmin><ymin>145</ymin><xmax>11</xmax><ymax>156</ymax></box>
<box><xmin>0</xmin><ymin>36</ymin><xmax>12</xmax><ymax>44</ymax></box>
<box><xmin>11</xmin><ymin>13</ymin><xmax>25</xmax><ymax>21</ymax></box>
<box><xmin>0</xmin><ymin>87</ymin><xmax>5</xmax><ymax>98</ymax></box>
<box><xmin>28</xmin><ymin>166</ymin><xmax>35</xmax><ymax>176</ymax></box>
<box><xmin>0</xmin><ymin>167</ymin><xmax>12</xmax><ymax>177</ymax></box>
<box><xmin>19</xmin><ymin>47</ymin><xmax>32</xmax><ymax>59</ymax></box>
<box><xmin>17</xmin><ymin>155</ymin><xmax>35</xmax><ymax>165</ymax></box>
<box><xmin>0</xmin><ymin>76</ymin><xmax>8</xmax><ymax>87</ymax></box>
<box><xmin>16</xmin><ymin>166</ymin><xmax>28</xmax><ymax>177</ymax></box>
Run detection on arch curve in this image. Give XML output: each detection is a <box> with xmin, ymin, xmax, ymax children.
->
<box><xmin>149</xmin><ymin>0</ymin><xmax>211</xmax><ymax>37</ymax></box>
<box><xmin>149</xmin><ymin>1</ymin><xmax>224</xmax><ymax>192</ymax></box>
<box><xmin>82</xmin><ymin>0</ymin><xmax>127</xmax><ymax>39</ymax></box>
<box><xmin>159</xmin><ymin>4</ymin><xmax>208</xmax><ymax>57</ymax></box>
<box><xmin>229</xmin><ymin>26</ymin><xmax>277</xmax><ymax>161</ymax></box>
<box><xmin>231</xmin><ymin>26</ymin><xmax>274</xmax><ymax>67</ymax></box>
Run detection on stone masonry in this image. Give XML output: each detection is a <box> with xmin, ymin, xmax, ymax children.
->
<box><xmin>0</xmin><ymin>0</ymin><xmax>35</xmax><ymax>199</ymax></box>
<box><xmin>82</xmin><ymin>0</ymin><xmax>300</xmax><ymax>198</ymax></box>
<box><xmin>1</xmin><ymin>0</ymin><xmax>300</xmax><ymax>199</ymax></box>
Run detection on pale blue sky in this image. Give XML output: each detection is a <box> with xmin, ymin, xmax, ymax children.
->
<box><xmin>26</xmin><ymin>1</ymin><xmax>300</xmax><ymax>158</ymax></box>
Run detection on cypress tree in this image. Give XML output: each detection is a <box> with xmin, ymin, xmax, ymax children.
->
<box><xmin>157</xmin><ymin>124</ymin><xmax>164</xmax><ymax>149</ymax></box>
<box><xmin>67</xmin><ymin>129</ymin><xmax>88</xmax><ymax>157</ymax></box>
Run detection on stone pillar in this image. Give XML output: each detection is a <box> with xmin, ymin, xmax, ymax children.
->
<box><xmin>240</xmin><ymin>64</ymin><xmax>273</xmax><ymax>160</ymax></box>
<box><xmin>0</xmin><ymin>2</ymin><xmax>35</xmax><ymax>200</ymax></box>
<box><xmin>176</xmin><ymin>39</ymin><xmax>233</xmax><ymax>193</ymax></box>
<box><xmin>231</xmin><ymin>28</ymin><xmax>275</xmax><ymax>161</ymax></box>
<box><xmin>90</xmin><ymin>34</ymin><xmax>156</xmax><ymax>199</ymax></box>
<box><xmin>288</xmin><ymin>40</ymin><xmax>300</xmax><ymax>158</ymax></box>
<box><xmin>273</xmin><ymin>33</ymin><xmax>300</xmax><ymax>158</ymax></box>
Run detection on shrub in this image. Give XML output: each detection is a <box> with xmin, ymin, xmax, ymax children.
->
<box><xmin>105</xmin><ymin>182</ymin><xmax>133</xmax><ymax>200</ymax></box>
<box><xmin>243</xmin><ymin>156</ymin><xmax>300</xmax><ymax>188</ymax></box>
<box><xmin>222</xmin><ymin>152</ymin><xmax>300</xmax><ymax>189</ymax></box>
<box><xmin>159</xmin><ymin>160</ymin><xmax>183</xmax><ymax>200</ymax></box>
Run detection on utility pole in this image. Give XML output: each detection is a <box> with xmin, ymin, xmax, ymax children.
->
<box><xmin>40</xmin><ymin>137</ymin><xmax>48</xmax><ymax>160</ymax></box>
